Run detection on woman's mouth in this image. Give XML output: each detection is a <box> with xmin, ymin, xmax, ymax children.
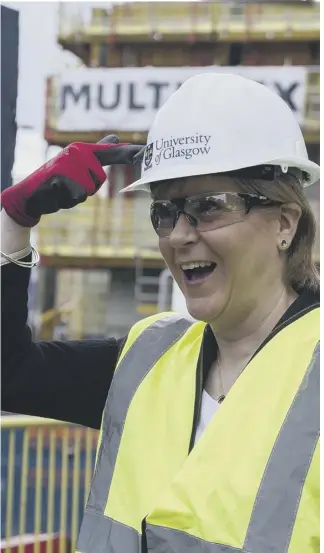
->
<box><xmin>180</xmin><ymin>261</ymin><xmax>217</xmax><ymax>285</ymax></box>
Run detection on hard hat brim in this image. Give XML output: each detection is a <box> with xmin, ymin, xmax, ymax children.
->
<box><xmin>121</xmin><ymin>157</ymin><xmax>320</xmax><ymax>194</ymax></box>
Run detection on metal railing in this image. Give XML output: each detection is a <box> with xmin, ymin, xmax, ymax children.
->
<box><xmin>1</xmin><ymin>416</ymin><xmax>98</xmax><ymax>553</ymax></box>
<box><xmin>57</xmin><ymin>2</ymin><xmax>320</xmax><ymax>40</ymax></box>
<box><xmin>217</xmin><ymin>3</ymin><xmax>320</xmax><ymax>37</ymax></box>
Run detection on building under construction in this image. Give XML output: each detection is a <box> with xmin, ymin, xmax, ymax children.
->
<box><xmin>37</xmin><ymin>1</ymin><xmax>320</xmax><ymax>340</ymax></box>
<box><xmin>1</xmin><ymin>4</ymin><xmax>320</xmax><ymax>551</ymax></box>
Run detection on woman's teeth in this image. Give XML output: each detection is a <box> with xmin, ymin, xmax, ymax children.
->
<box><xmin>180</xmin><ymin>261</ymin><xmax>217</xmax><ymax>283</ymax></box>
<box><xmin>180</xmin><ymin>261</ymin><xmax>214</xmax><ymax>271</ymax></box>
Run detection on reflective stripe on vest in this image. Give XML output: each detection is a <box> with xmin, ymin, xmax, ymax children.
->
<box><xmin>77</xmin><ymin>315</ymin><xmax>193</xmax><ymax>553</ymax></box>
<box><xmin>77</xmin><ymin>512</ymin><xmax>140</xmax><ymax>552</ymax></box>
<box><xmin>146</xmin><ymin>341</ymin><xmax>320</xmax><ymax>553</ymax></box>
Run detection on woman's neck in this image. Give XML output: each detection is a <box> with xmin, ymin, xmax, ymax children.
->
<box><xmin>210</xmin><ymin>286</ymin><xmax>298</xmax><ymax>373</ymax></box>
<box><xmin>206</xmin><ymin>287</ymin><xmax>298</xmax><ymax>400</ymax></box>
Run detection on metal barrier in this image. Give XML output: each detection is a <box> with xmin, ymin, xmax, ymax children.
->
<box><xmin>1</xmin><ymin>416</ymin><xmax>98</xmax><ymax>553</ymax></box>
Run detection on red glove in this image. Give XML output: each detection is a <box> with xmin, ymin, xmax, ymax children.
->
<box><xmin>1</xmin><ymin>135</ymin><xmax>142</xmax><ymax>227</ymax></box>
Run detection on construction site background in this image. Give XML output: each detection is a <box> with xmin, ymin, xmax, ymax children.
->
<box><xmin>2</xmin><ymin>2</ymin><xmax>320</xmax><ymax>552</ymax></box>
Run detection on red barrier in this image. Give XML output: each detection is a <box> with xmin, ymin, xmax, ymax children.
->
<box><xmin>1</xmin><ymin>534</ymin><xmax>71</xmax><ymax>553</ymax></box>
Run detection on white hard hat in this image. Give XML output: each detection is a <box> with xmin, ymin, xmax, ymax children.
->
<box><xmin>122</xmin><ymin>73</ymin><xmax>320</xmax><ymax>193</ymax></box>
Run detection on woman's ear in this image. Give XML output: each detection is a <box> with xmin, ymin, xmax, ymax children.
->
<box><xmin>277</xmin><ymin>203</ymin><xmax>302</xmax><ymax>249</ymax></box>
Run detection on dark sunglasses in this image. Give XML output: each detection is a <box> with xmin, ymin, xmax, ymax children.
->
<box><xmin>150</xmin><ymin>192</ymin><xmax>281</xmax><ymax>237</ymax></box>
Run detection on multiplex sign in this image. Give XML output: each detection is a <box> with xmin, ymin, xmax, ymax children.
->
<box><xmin>53</xmin><ymin>66</ymin><xmax>307</xmax><ymax>132</ymax></box>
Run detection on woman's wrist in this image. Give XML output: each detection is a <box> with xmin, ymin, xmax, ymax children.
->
<box><xmin>1</xmin><ymin>209</ymin><xmax>31</xmax><ymax>265</ymax></box>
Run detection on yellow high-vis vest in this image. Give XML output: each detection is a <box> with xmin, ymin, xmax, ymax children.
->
<box><xmin>77</xmin><ymin>305</ymin><xmax>319</xmax><ymax>553</ymax></box>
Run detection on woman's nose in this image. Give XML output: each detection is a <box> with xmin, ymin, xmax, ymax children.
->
<box><xmin>168</xmin><ymin>213</ymin><xmax>199</xmax><ymax>248</ymax></box>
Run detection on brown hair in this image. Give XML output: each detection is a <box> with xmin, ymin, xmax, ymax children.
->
<box><xmin>233</xmin><ymin>170</ymin><xmax>319</xmax><ymax>294</ymax></box>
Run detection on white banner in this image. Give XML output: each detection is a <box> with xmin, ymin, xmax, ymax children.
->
<box><xmin>53</xmin><ymin>66</ymin><xmax>307</xmax><ymax>132</ymax></box>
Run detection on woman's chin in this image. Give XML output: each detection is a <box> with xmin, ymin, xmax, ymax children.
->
<box><xmin>185</xmin><ymin>297</ymin><xmax>223</xmax><ymax>323</ymax></box>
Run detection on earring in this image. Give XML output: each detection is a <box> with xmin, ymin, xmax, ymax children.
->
<box><xmin>280</xmin><ymin>239</ymin><xmax>289</xmax><ymax>250</ymax></box>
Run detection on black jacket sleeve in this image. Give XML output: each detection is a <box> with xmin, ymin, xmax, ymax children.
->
<box><xmin>1</xmin><ymin>257</ymin><xmax>126</xmax><ymax>429</ymax></box>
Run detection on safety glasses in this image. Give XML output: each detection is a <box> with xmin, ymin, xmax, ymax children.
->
<box><xmin>150</xmin><ymin>192</ymin><xmax>281</xmax><ymax>237</ymax></box>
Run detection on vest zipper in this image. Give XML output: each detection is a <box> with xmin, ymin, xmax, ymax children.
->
<box><xmin>141</xmin><ymin>517</ymin><xmax>148</xmax><ymax>552</ymax></box>
<box><xmin>188</xmin><ymin>348</ymin><xmax>204</xmax><ymax>454</ymax></box>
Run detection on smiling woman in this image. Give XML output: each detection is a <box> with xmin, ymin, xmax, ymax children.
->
<box><xmin>151</xmin><ymin>172</ymin><xmax>305</xmax><ymax>326</ymax></box>
<box><xmin>150</xmin><ymin>168</ymin><xmax>319</xmax><ymax>297</ymax></box>
<box><xmin>1</xmin><ymin>72</ymin><xmax>320</xmax><ymax>553</ymax></box>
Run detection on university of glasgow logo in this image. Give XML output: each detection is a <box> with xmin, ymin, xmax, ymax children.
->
<box><xmin>144</xmin><ymin>142</ymin><xmax>153</xmax><ymax>171</ymax></box>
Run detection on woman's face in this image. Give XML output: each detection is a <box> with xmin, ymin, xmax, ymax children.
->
<box><xmin>157</xmin><ymin>175</ymin><xmax>287</xmax><ymax>325</ymax></box>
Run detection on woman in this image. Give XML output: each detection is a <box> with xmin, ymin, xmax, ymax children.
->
<box><xmin>1</xmin><ymin>73</ymin><xmax>320</xmax><ymax>553</ymax></box>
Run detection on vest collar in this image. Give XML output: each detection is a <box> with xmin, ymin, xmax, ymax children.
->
<box><xmin>201</xmin><ymin>289</ymin><xmax>320</xmax><ymax>385</ymax></box>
